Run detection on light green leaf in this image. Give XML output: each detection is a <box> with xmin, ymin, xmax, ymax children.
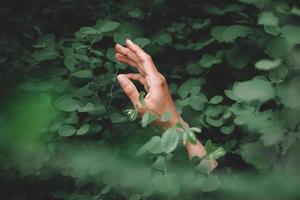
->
<box><xmin>142</xmin><ymin>112</ymin><xmax>158</xmax><ymax>127</ymax></box>
<box><xmin>209</xmin><ymin>147</ymin><xmax>226</xmax><ymax>159</ymax></box>
<box><xmin>55</xmin><ymin>97</ymin><xmax>81</xmax><ymax>112</ymax></box>
<box><xmin>221</xmin><ymin>125</ymin><xmax>235</xmax><ymax>134</ymax></box>
<box><xmin>152</xmin><ymin>155</ymin><xmax>166</xmax><ymax>171</ymax></box>
<box><xmin>139</xmin><ymin>92</ymin><xmax>147</xmax><ymax>107</ymax></box>
<box><xmin>160</xmin><ymin>111</ymin><xmax>171</xmax><ymax>122</ymax></box>
<box><xmin>58</xmin><ymin>125</ymin><xmax>76</xmax><ymax>137</ymax></box>
<box><xmin>133</xmin><ymin>38</ymin><xmax>150</xmax><ymax>47</ymax></box>
<box><xmin>178</xmin><ymin>78</ymin><xmax>203</xmax><ymax>98</ymax></box>
<box><xmin>255</xmin><ymin>59</ymin><xmax>281</xmax><ymax>71</ymax></box>
<box><xmin>206</xmin><ymin>116</ymin><xmax>224</xmax><ymax>127</ymax></box>
<box><xmin>78</xmin><ymin>103</ymin><xmax>94</xmax><ymax>112</ymax></box>
<box><xmin>97</xmin><ymin>21</ymin><xmax>120</xmax><ymax>33</ymax></box>
<box><xmin>258</xmin><ymin>12</ymin><xmax>279</xmax><ymax>26</ymax></box>
<box><xmin>76</xmin><ymin>124</ymin><xmax>90</xmax><ymax>135</ymax></box>
<box><xmin>233</xmin><ymin>78</ymin><xmax>275</xmax><ymax>103</ymax></box>
<box><xmin>136</xmin><ymin>136</ymin><xmax>163</xmax><ymax>155</ymax></box>
<box><xmin>161</xmin><ymin>128</ymin><xmax>179</xmax><ymax>153</ymax></box>
<box><xmin>212</xmin><ymin>25</ymin><xmax>250</xmax><ymax>43</ymax></box>
<box><xmin>199</xmin><ymin>54</ymin><xmax>222</xmax><ymax>68</ymax></box>
<box><xmin>190</xmin><ymin>93</ymin><xmax>208</xmax><ymax>111</ymax></box>
<box><xmin>209</xmin><ymin>95</ymin><xmax>223</xmax><ymax>104</ymax></box>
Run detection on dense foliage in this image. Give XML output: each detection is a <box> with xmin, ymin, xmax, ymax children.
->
<box><xmin>1</xmin><ymin>0</ymin><xmax>300</xmax><ymax>199</ymax></box>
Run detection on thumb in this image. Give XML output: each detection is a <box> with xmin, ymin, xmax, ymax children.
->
<box><xmin>117</xmin><ymin>74</ymin><xmax>139</xmax><ymax>106</ymax></box>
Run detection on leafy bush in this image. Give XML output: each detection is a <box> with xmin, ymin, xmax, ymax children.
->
<box><xmin>1</xmin><ymin>0</ymin><xmax>300</xmax><ymax>199</ymax></box>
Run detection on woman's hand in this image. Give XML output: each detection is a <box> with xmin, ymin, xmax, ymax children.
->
<box><xmin>114</xmin><ymin>39</ymin><xmax>218</xmax><ymax>169</ymax></box>
<box><xmin>114</xmin><ymin>39</ymin><xmax>183</xmax><ymax>129</ymax></box>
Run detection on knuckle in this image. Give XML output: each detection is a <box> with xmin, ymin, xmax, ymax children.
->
<box><xmin>156</xmin><ymin>74</ymin><xmax>166</xmax><ymax>85</ymax></box>
<box><xmin>143</xmin><ymin>55</ymin><xmax>152</xmax><ymax>63</ymax></box>
<box><xmin>146</xmin><ymin>54</ymin><xmax>152</xmax><ymax>61</ymax></box>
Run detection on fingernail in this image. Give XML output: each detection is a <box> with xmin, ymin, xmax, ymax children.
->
<box><xmin>117</xmin><ymin>74</ymin><xmax>126</xmax><ymax>86</ymax></box>
<box><xmin>126</xmin><ymin>38</ymin><xmax>133</xmax><ymax>45</ymax></box>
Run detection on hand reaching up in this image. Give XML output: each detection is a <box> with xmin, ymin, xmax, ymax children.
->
<box><xmin>114</xmin><ymin>39</ymin><xmax>217</xmax><ymax>168</ymax></box>
<box><xmin>114</xmin><ymin>39</ymin><xmax>183</xmax><ymax>128</ymax></box>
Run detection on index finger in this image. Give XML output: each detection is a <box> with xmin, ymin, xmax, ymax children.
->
<box><xmin>126</xmin><ymin>39</ymin><xmax>159</xmax><ymax>76</ymax></box>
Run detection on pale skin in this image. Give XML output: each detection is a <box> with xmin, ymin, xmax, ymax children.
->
<box><xmin>114</xmin><ymin>39</ymin><xmax>217</xmax><ymax>169</ymax></box>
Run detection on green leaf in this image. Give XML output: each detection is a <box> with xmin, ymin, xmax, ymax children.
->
<box><xmin>160</xmin><ymin>111</ymin><xmax>171</xmax><ymax>122</ymax></box>
<box><xmin>141</xmin><ymin>112</ymin><xmax>158</xmax><ymax>127</ymax></box>
<box><xmin>189</xmin><ymin>127</ymin><xmax>202</xmax><ymax>133</ymax></box>
<box><xmin>209</xmin><ymin>147</ymin><xmax>226</xmax><ymax>159</ymax></box>
<box><xmin>64</xmin><ymin>55</ymin><xmax>77</xmax><ymax>72</ymax></box>
<box><xmin>55</xmin><ymin>97</ymin><xmax>81</xmax><ymax>112</ymax></box>
<box><xmin>199</xmin><ymin>54</ymin><xmax>222</xmax><ymax>68</ymax></box>
<box><xmin>190</xmin><ymin>93</ymin><xmax>208</xmax><ymax>111</ymax></box>
<box><xmin>255</xmin><ymin>59</ymin><xmax>281</xmax><ymax>71</ymax></box>
<box><xmin>133</xmin><ymin>38</ymin><xmax>150</xmax><ymax>48</ymax></box>
<box><xmin>152</xmin><ymin>32</ymin><xmax>172</xmax><ymax>45</ymax></box>
<box><xmin>266</xmin><ymin>37</ymin><xmax>292</xmax><ymax>58</ymax></box>
<box><xmin>258</xmin><ymin>12</ymin><xmax>279</xmax><ymax>26</ymax></box>
<box><xmin>206</xmin><ymin>116</ymin><xmax>223</xmax><ymax>127</ymax></box>
<box><xmin>224</xmin><ymin>90</ymin><xmax>239</xmax><ymax>101</ymax></box>
<box><xmin>96</xmin><ymin>21</ymin><xmax>120</xmax><ymax>33</ymax></box>
<box><xmin>136</xmin><ymin>136</ymin><xmax>163</xmax><ymax>155</ymax></box>
<box><xmin>205</xmin><ymin>105</ymin><xmax>225</xmax><ymax>117</ymax></box>
<box><xmin>106</xmin><ymin>47</ymin><xmax>116</xmax><ymax>62</ymax></box>
<box><xmin>161</xmin><ymin>128</ymin><xmax>179</xmax><ymax>153</ymax></box>
<box><xmin>32</xmin><ymin>49</ymin><xmax>57</xmax><ymax>62</ymax></box>
<box><xmin>124</xmin><ymin>108</ymin><xmax>139</xmax><ymax>121</ymax></box>
<box><xmin>281</xmin><ymin>25</ymin><xmax>300</xmax><ymax>44</ymax></box>
<box><xmin>232</xmin><ymin>78</ymin><xmax>275</xmax><ymax>103</ymax></box>
<box><xmin>129</xmin><ymin>8</ymin><xmax>142</xmax><ymax>18</ymax></box>
<box><xmin>152</xmin><ymin>155</ymin><xmax>166</xmax><ymax>171</ymax></box>
<box><xmin>139</xmin><ymin>92</ymin><xmax>147</xmax><ymax>107</ymax></box>
<box><xmin>220</xmin><ymin>125</ymin><xmax>235</xmax><ymax>134</ymax></box>
<box><xmin>186</xmin><ymin>130</ymin><xmax>197</xmax><ymax>144</ymax></box>
<box><xmin>78</xmin><ymin>103</ymin><xmax>94</xmax><ymax>112</ymax></box>
<box><xmin>113</xmin><ymin>33</ymin><xmax>132</xmax><ymax>45</ymax></box>
<box><xmin>76</xmin><ymin>124</ymin><xmax>90</xmax><ymax>135</ymax></box>
<box><xmin>71</xmin><ymin>70</ymin><xmax>93</xmax><ymax>78</ymax></box>
<box><xmin>58</xmin><ymin>125</ymin><xmax>76</xmax><ymax>137</ymax></box>
<box><xmin>209</xmin><ymin>95</ymin><xmax>223</xmax><ymax>104</ymax></box>
<box><xmin>110</xmin><ymin>112</ymin><xmax>127</xmax><ymax>123</ymax></box>
<box><xmin>211</xmin><ymin>25</ymin><xmax>250</xmax><ymax>43</ymax></box>
<box><xmin>178</xmin><ymin>78</ymin><xmax>203</xmax><ymax>99</ymax></box>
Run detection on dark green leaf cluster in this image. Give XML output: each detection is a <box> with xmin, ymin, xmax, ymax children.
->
<box><xmin>1</xmin><ymin>0</ymin><xmax>300</xmax><ymax>199</ymax></box>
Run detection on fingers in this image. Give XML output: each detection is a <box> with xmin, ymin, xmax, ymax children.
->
<box><xmin>125</xmin><ymin>73</ymin><xmax>149</xmax><ymax>92</ymax></box>
<box><xmin>125</xmin><ymin>39</ymin><xmax>158</xmax><ymax>76</ymax></box>
<box><xmin>115</xmin><ymin>44</ymin><xmax>145</xmax><ymax>73</ymax></box>
<box><xmin>115</xmin><ymin>53</ymin><xmax>139</xmax><ymax>68</ymax></box>
<box><xmin>117</xmin><ymin>74</ymin><xmax>139</xmax><ymax>106</ymax></box>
